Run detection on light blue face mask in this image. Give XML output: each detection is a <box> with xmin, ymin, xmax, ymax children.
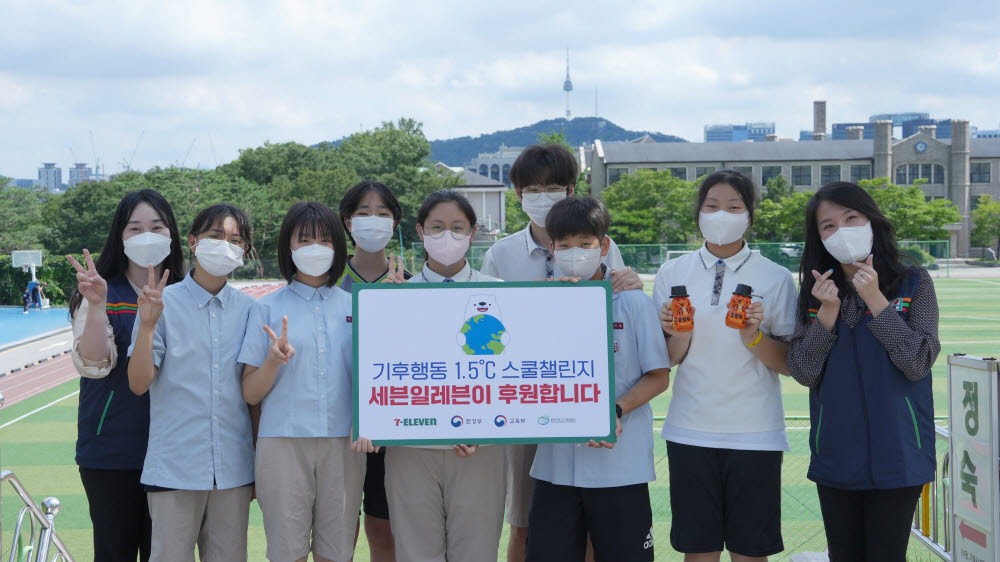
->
<box><xmin>554</xmin><ymin>246</ymin><xmax>602</xmax><ymax>279</ymax></box>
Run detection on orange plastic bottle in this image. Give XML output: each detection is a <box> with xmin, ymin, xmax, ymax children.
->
<box><xmin>725</xmin><ymin>283</ymin><xmax>753</xmax><ymax>329</ymax></box>
<box><xmin>670</xmin><ymin>285</ymin><xmax>693</xmax><ymax>332</ymax></box>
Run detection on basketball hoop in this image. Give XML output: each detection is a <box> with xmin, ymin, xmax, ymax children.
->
<box><xmin>22</xmin><ymin>266</ymin><xmax>30</xmax><ymax>273</ymax></box>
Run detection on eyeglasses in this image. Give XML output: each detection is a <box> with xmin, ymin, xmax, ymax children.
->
<box><xmin>521</xmin><ymin>185</ymin><xmax>568</xmax><ymax>201</ymax></box>
<box><xmin>423</xmin><ymin>225</ymin><xmax>471</xmax><ymax>239</ymax></box>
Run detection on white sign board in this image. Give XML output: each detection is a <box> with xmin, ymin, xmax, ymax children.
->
<box><xmin>352</xmin><ymin>282</ymin><xmax>615</xmax><ymax>446</ymax></box>
<box><xmin>949</xmin><ymin>354</ymin><xmax>1000</xmax><ymax>562</ymax></box>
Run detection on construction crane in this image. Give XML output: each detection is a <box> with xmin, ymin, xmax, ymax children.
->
<box><xmin>89</xmin><ymin>130</ymin><xmax>102</xmax><ymax>176</ymax></box>
<box><xmin>123</xmin><ymin>130</ymin><xmax>145</xmax><ymax>171</ymax></box>
<box><xmin>180</xmin><ymin>138</ymin><xmax>197</xmax><ymax>169</ymax></box>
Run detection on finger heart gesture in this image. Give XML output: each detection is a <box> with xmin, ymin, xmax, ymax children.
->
<box><xmin>850</xmin><ymin>254</ymin><xmax>880</xmax><ymax>303</ymax></box>
<box><xmin>263</xmin><ymin>315</ymin><xmax>295</xmax><ymax>365</ymax></box>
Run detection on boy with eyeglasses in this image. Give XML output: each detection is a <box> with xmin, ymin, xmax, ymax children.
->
<box><xmin>525</xmin><ymin>195</ymin><xmax>670</xmax><ymax>561</ymax></box>
<box><xmin>479</xmin><ymin>143</ymin><xmax>643</xmax><ymax>561</ymax></box>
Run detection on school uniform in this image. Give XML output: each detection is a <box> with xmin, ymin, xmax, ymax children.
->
<box><xmin>651</xmin><ymin>242</ymin><xmax>797</xmax><ymax>557</ymax></box>
<box><xmin>128</xmin><ymin>272</ymin><xmax>258</xmax><ymax>562</ymax></box>
<box><xmin>336</xmin><ymin>257</ymin><xmax>412</xmax><ymax>522</ymax></box>
<box><xmin>72</xmin><ymin>276</ymin><xmax>152</xmax><ymax>561</ymax></box>
<box><xmin>526</xmin><ymin>268</ymin><xmax>669</xmax><ymax>562</ymax></box>
<box><xmin>238</xmin><ymin>281</ymin><xmax>365</xmax><ymax>562</ymax></box>
<box><xmin>786</xmin><ymin>266</ymin><xmax>939</xmax><ymax>561</ymax></box>
<box><xmin>383</xmin><ymin>260</ymin><xmax>508</xmax><ymax>562</ymax></box>
<box><xmin>480</xmin><ymin>225</ymin><xmax>626</xmax><ymax>528</ymax></box>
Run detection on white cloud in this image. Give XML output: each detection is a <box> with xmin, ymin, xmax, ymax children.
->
<box><xmin>1</xmin><ymin>0</ymin><xmax>999</xmax><ymax>177</ymax></box>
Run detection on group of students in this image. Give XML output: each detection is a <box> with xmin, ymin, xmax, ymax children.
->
<box><xmin>67</xmin><ymin>143</ymin><xmax>939</xmax><ymax>562</ymax></box>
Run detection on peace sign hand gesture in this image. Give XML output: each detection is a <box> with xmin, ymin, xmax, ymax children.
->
<box><xmin>263</xmin><ymin>316</ymin><xmax>295</xmax><ymax>366</ymax></box>
<box><xmin>67</xmin><ymin>249</ymin><xmax>107</xmax><ymax>306</ymax></box>
<box><xmin>137</xmin><ymin>264</ymin><xmax>170</xmax><ymax>328</ymax></box>
<box><xmin>381</xmin><ymin>254</ymin><xmax>407</xmax><ymax>284</ymax></box>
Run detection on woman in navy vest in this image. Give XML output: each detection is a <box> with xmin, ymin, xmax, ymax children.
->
<box><xmin>787</xmin><ymin>182</ymin><xmax>941</xmax><ymax>562</ymax></box>
<box><xmin>67</xmin><ymin>189</ymin><xmax>184</xmax><ymax>562</ymax></box>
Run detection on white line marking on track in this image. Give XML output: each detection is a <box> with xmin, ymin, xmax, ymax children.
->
<box><xmin>964</xmin><ymin>279</ymin><xmax>1000</xmax><ymax>287</ymax></box>
<box><xmin>0</xmin><ymin>390</ymin><xmax>80</xmax><ymax>430</ymax></box>
<box><xmin>39</xmin><ymin>341</ymin><xmax>68</xmax><ymax>351</ymax></box>
<box><xmin>941</xmin><ymin>315</ymin><xmax>1000</xmax><ymax>322</ymax></box>
<box><xmin>942</xmin><ymin>341</ymin><xmax>1000</xmax><ymax>344</ymax></box>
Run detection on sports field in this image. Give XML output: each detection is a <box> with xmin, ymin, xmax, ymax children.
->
<box><xmin>2</xmin><ymin>277</ymin><xmax>998</xmax><ymax>561</ymax></box>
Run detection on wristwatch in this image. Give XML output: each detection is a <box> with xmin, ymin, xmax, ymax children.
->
<box><xmin>615</xmin><ymin>403</ymin><xmax>623</xmax><ymax>420</ymax></box>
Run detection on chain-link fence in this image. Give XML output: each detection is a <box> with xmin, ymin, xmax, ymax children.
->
<box><xmin>631</xmin><ymin>417</ymin><xmax>950</xmax><ymax>561</ymax></box>
<box><xmin>403</xmin><ymin>241</ymin><xmax>950</xmax><ymax>279</ymax></box>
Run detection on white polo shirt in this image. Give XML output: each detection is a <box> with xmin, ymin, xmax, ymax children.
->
<box><xmin>531</xmin><ymin>272</ymin><xmax>670</xmax><ymax>488</ymax></box>
<box><xmin>481</xmin><ymin>225</ymin><xmax>626</xmax><ymax>281</ymax></box>
<box><xmin>652</xmin><ymin>242</ymin><xmax>797</xmax><ymax>451</ymax></box>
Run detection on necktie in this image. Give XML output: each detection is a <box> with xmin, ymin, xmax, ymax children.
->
<box><xmin>711</xmin><ymin>259</ymin><xmax>725</xmax><ymax>305</ymax></box>
<box><xmin>544</xmin><ymin>250</ymin><xmax>554</xmax><ymax>278</ymax></box>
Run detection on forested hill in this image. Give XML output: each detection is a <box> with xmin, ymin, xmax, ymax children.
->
<box><xmin>318</xmin><ymin>117</ymin><xmax>687</xmax><ymax>166</ymax></box>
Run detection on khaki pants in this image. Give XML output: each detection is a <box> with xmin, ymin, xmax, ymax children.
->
<box><xmin>147</xmin><ymin>485</ymin><xmax>252</xmax><ymax>562</ymax></box>
<box><xmin>505</xmin><ymin>443</ymin><xmax>538</xmax><ymax>527</ymax></box>
<box><xmin>385</xmin><ymin>446</ymin><xmax>506</xmax><ymax>562</ymax></box>
<box><xmin>255</xmin><ymin>437</ymin><xmax>366</xmax><ymax>561</ymax></box>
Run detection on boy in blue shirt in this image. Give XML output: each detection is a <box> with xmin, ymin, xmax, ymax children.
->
<box><xmin>526</xmin><ymin>196</ymin><xmax>671</xmax><ymax>562</ymax></box>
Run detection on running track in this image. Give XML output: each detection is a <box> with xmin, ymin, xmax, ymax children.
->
<box><xmin>0</xmin><ymin>283</ymin><xmax>282</xmax><ymax>408</ymax></box>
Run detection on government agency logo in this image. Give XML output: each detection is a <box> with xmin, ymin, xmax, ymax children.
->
<box><xmin>537</xmin><ymin>416</ymin><xmax>550</xmax><ymax>425</ymax></box>
<box><xmin>457</xmin><ymin>294</ymin><xmax>510</xmax><ymax>355</ymax></box>
<box><xmin>451</xmin><ymin>415</ymin><xmax>464</xmax><ymax>427</ymax></box>
<box><xmin>494</xmin><ymin>415</ymin><xmax>507</xmax><ymax>427</ymax></box>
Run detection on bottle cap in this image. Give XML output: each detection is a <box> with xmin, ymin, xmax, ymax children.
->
<box><xmin>734</xmin><ymin>283</ymin><xmax>753</xmax><ymax>296</ymax></box>
<box><xmin>670</xmin><ymin>285</ymin><xmax>688</xmax><ymax>298</ymax></box>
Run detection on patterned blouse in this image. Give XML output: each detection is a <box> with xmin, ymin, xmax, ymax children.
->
<box><xmin>786</xmin><ymin>267</ymin><xmax>941</xmax><ymax>388</ymax></box>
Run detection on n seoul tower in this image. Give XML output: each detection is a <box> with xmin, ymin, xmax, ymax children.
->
<box><xmin>563</xmin><ymin>48</ymin><xmax>573</xmax><ymax>119</ymax></box>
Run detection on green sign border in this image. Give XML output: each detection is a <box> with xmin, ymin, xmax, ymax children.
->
<box><xmin>352</xmin><ymin>281</ymin><xmax>616</xmax><ymax>446</ymax></box>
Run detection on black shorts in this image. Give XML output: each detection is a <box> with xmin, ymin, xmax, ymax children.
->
<box><xmin>666</xmin><ymin>441</ymin><xmax>784</xmax><ymax>557</ymax></box>
<box><xmin>525</xmin><ymin>479</ymin><xmax>654</xmax><ymax>562</ymax></box>
<box><xmin>362</xmin><ymin>448</ymin><xmax>390</xmax><ymax>519</ymax></box>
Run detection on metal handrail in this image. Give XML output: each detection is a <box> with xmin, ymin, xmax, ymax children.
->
<box><xmin>909</xmin><ymin>424</ymin><xmax>952</xmax><ymax>561</ymax></box>
<box><xmin>1</xmin><ymin>470</ymin><xmax>76</xmax><ymax>562</ymax></box>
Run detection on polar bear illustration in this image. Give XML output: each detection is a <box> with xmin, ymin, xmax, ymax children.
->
<box><xmin>457</xmin><ymin>294</ymin><xmax>510</xmax><ymax>355</ymax></box>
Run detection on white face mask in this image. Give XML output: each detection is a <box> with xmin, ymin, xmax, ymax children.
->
<box><xmin>292</xmin><ymin>244</ymin><xmax>335</xmax><ymax>277</ymax></box>
<box><xmin>423</xmin><ymin>230</ymin><xmax>470</xmax><ymax>267</ymax></box>
<box><xmin>554</xmin><ymin>247</ymin><xmax>603</xmax><ymax>279</ymax></box>
<box><xmin>350</xmin><ymin>216</ymin><xmax>395</xmax><ymax>253</ymax></box>
<box><xmin>521</xmin><ymin>192</ymin><xmax>568</xmax><ymax>227</ymax></box>
<box><xmin>123</xmin><ymin>232</ymin><xmax>172</xmax><ymax>268</ymax></box>
<box><xmin>194</xmin><ymin>238</ymin><xmax>245</xmax><ymax>277</ymax></box>
<box><xmin>699</xmin><ymin>211</ymin><xmax>749</xmax><ymax>246</ymax></box>
<box><xmin>822</xmin><ymin>222</ymin><xmax>873</xmax><ymax>264</ymax></box>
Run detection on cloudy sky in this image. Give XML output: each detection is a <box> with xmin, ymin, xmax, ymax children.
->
<box><xmin>2</xmin><ymin>0</ymin><xmax>999</xmax><ymax>178</ymax></box>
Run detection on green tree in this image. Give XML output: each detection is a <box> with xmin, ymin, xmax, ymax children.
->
<box><xmin>219</xmin><ymin>141</ymin><xmax>331</xmax><ymax>186</ymax></box>
<box><xmin>0</xmin><ymin>180</ymin><xmax>53</xmax><ymax>253</ymax></box>
<box><xmin>971</xmin><ymin>194</ymin><xmax>1000</xmax><ymax>258</ymax></box>
<box><xmin>752</xmin><ymin>191</ymin><xmax>812</xmax><ymax>242</ymax></box>
<box><xmin>504</xmin><ymin>188</ymin><xmax>529</xmax><ymax>234</ymax></box>
<box><xmin>602</xmin><ymin>169</ymin><xmax>697</xmax><ymax>244</ymax></box>
<box><xmin>860</xmin><ymin>177</ymin><xmax>961</xmax><ymax>240</ymax></box>
<box><xmin>762</xmin><ymin>175</ymin><xmax>794</xmax><ymax>203</ymax></box>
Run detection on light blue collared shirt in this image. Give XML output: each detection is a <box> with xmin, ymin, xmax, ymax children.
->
<box><xmin>128</xmin><ymin>272</ymin><xmax>258</xmax><ymax>490</ymax></box>
<box><xmin>531</xmin><ymin>270</ymin><xmax>671</xmax><ymax>488</ymax></box>
<box><xmin>238</xmin><ymin>281</ymin><xmax>353</xmax><ymax>438</ymax></box>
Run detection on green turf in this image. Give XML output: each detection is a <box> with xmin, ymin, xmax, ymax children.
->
<box><xmin>2</xmin><ymin>278</ymin><xmax>997</xmax><ymax>561</ymax></box>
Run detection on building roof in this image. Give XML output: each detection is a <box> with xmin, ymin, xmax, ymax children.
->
<box><xmin>971</xmin><ymin>139</ymin><xmax>1000</xmax><ymax>158</ymax></box>
<box><xmin>597</xmin><ymin>136</ymin><xmax>1000</xmax><ymax>163</ymax></box>
<box><xmin>455</xmin><ymin>168</ymin><xmax>505</xmax><ymax>187</ymax></box>
<box><xmin>602</xmin><ymin>139</ymin><xmax>876</xmax><ymax>164</ymax></box>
